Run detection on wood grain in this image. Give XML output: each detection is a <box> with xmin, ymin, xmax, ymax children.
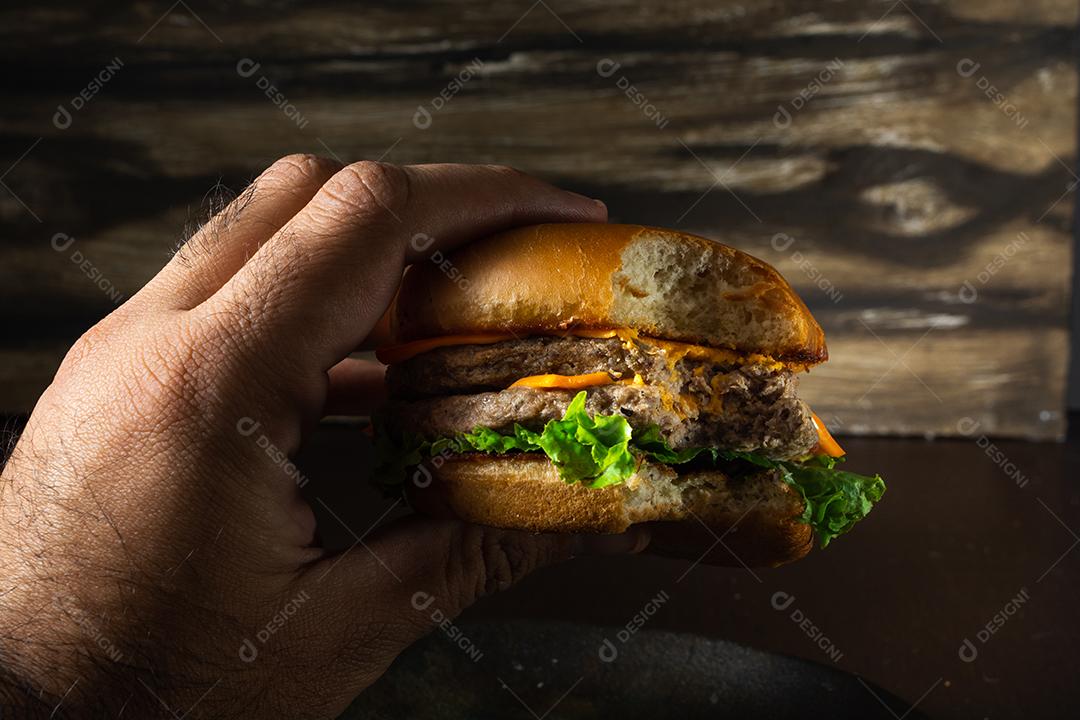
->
<box><xmin>0</xmin><ymin>0</ymin><xmax>1075</xmax><ymax>438</ymax></box>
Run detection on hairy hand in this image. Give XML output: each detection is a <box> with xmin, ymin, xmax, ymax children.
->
<box><xmin>0</xmin><ymin>157</ymin><xmax>640</xmax><ymax>718</ymax></box>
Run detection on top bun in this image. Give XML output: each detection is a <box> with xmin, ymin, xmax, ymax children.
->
<box><xmin>392</xmin><ymin>224</ymin><xmax>826</xmax><ymax>364</ymax></box>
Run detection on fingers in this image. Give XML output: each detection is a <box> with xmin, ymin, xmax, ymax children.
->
<box><xmin>198</xmin><ymin>162</ymin><xmax>607</xmax><ymax>375</ymax></box>
<box><xmin>323</xmin><ymin>357</ymin><xmax>386</xmax><ymax>416</ymax></box>
<box><xmin>142</xmin><ymin>154</ymin><xmax>342</xmax><ymax>309</ymax></box>
<box><xmin>371</xmin><ymin>517</ymin><xmax>575</xmax><ymax>612</ymax></box>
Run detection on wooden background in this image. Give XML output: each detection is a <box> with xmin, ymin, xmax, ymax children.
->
<box><xmin>0</xmin><ymin>0</ymin><xmax>1075</xmax><ymax>438</ymax></box>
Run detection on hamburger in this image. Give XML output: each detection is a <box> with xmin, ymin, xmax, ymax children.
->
<box><xmin>373</xmin><ymin>224</ymin><xmax>884</xmax><ymax>567</ymax></box>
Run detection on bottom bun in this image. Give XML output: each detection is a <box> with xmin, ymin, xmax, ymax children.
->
<box><xmin>412</xmin><ymin>454</ymin><xmax>813</xmax><ymax>568</ymax></box>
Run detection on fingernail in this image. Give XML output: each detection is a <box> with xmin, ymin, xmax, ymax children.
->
<box><xmin>566</xmin><ymin>191</ymin><xmax>606</xmax><ymax>209</ymax></box>
<box><xmin>572</xmin><ymin>528</ymin><xmax>650</xmax><ymax>557</ymax></box>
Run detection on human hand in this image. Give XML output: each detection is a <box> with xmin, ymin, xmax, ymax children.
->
<box><xmin>0</xmin><ymin>157</ymin><xmax>645</xmax><ymax>718</ymax></box>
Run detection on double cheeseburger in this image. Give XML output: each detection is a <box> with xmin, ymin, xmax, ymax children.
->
<box><xmin>374</xmin><ymin>224</ymin><xmax>884</xmax><ymax>567</ymax></box>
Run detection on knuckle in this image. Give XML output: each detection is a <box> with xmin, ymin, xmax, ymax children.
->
<box><xmin>266</xmin><ymin>153</ymin><xmax>341</xmax><ymax>188</ymax></box>
<box><xmin>57</xmin><ymin>311</ymin><xmax>132</xmax><ymax>373</ymax></box>
<box><xmin>474</xmin><ymin>529</ymin><xmax>543</xmax><ymax>597</ymax></box>
<box><xmin>61</xmin><ymin>323</ymin><xmax>110</xmax><ymax>370</ymax></box>
<box><xmin>483</xmin><ymin>163</ymin><xmax>528</xmax><ymax>180</ymax></box>
<box><xmin>321</xmin><ymin>161</ymin><xmax>410</xmax><ymax>221</ymax></box>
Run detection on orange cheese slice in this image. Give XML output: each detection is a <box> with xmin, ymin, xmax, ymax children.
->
<box><xmin>562</xmin><ymin>329</ymin><xmax>620</xmax><ymax>339</ymax></box>
<box><xmin>634</xmin><ymin>335</ymin><xmax>786</xmax><ymax>372</ymax></box>
<box><xmin>811</xmin><ymin>412</ymin><xmax>845</xmax><ymax>457</ymax></box>
<box><xmin>510</xmin><ymin>372</ymin><xmax>615</xmax><ymax>390</ymax></box>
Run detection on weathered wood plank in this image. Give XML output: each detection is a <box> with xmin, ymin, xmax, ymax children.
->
<box><xmin>0</xmin><ymin>1</ymin><xmax>1073</xmax><ymax>63</ymax></box>
<box><xmin>0</xmin><ymin>0</ymin><xmax>1074</xmax><ymax>438</ymax></box>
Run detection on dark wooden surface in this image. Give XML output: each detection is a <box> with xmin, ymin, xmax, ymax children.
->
<box><xmin>302</xmin><ymin>420</ymin><xmax>1080</xmax><ymax>720</ymax></box>
<box><xmin>0</xmin><ymin>1</ymin><xmax>1076</xmax><ymax>438</ymax></box>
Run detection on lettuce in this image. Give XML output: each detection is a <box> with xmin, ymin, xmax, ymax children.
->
<box><xmin>427</xmin><ymin>392</ymin><xmax>635</xmax><ymax>489</ymax></box>
<box><xmin>776</xmin><ymin>456</ymin><xmax>886</xmax><ymax>547</ymax></box>
<box><xmin>375</xmin><ymin>392</ymin><xmax>885</xmax><ymax>546</ymax></box>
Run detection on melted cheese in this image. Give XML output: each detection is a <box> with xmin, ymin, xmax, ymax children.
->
<box><xmin>632</xmin><ymin>335</ymin><xmax>786</xmax><ymax>373</ymax></box>
<box><xmin>510</xmin><ymin>372</ymin><xmax>615</xmax><ymax>390</ymax></box>
<box><xmin>566</xmin><ymin>329</ymin><xmax>620</xmax><ymax>339</ymax></box>
<box><xmin>811</xmin><ymin>412</ymin><xmax>845</xmax><ymax>457</ymax></box>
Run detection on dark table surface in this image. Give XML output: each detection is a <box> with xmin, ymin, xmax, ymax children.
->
<box><xmin>302</xmin><ymin>420</ymin><xmax>1080</xmax><ymax>720</ymax></box>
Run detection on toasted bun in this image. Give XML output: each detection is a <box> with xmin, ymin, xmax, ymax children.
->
<box><xmin>411</xmin><ymin>454</ymin><xmax>813</xmax><ymax>568</ymax></box>
<box><xmin>393</xmin><ymin>223</ymin><xmax>826</xmax><ymax>365</ymax></box>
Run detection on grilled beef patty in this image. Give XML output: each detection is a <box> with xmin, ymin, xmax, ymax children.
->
<box><xmin>384</xmin><ymin>336</ymin><xmax>819</xmax><ymax>460</ymax></box>
<box><xmin>387</xmin><ymin>370</ymin><xmax>817</xmax><ymax>459</ymax></box>
<box><xmin>386</xmin><ymin>336</ymin><xmax>637</xmax><ymax>397</ymax></box>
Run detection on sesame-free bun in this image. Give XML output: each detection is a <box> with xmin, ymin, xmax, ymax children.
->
<box><xmin>409</xmin><ymin>454</ymin><xmax>813</xmax><ymax>568</ymax></box>
<box><xmin>393</xmin><ymin>223</ymin><xmax>826</xmax><ymax>365</ymax></box>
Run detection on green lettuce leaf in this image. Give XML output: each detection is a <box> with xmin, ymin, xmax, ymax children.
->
<box><xmin>633</xmin><ymin>425</ymin><xmax>717</xmax><ymax>465</ymax></box>
<box><xmin>777</xmin><ymin>458</ymin><xmax>886</xmax><ymax>547</ymax></box>
<box><xmin>375</xmin><ymin>391</ymin><xmax>885</xmax><ymax>546</ymax></box>
<box><xmin>451</xmin><ymin>392</ymin><xmax>635</xmax><ymax>488</ymax></box>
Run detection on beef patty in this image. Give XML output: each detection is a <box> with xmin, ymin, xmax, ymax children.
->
<box><xmin>387</xmin><ymin>336</ymin><xmax>638</xmax><ymax>397</ymax></box>
<box><xmin>386</xmin><ymin>367</ymin><xmax>818</xmax><ymax>460</ymax></box>
<box><xmin>384</xmin><ymin>335</ymin><xmax>819</xmax><ymax>459</ymax></box>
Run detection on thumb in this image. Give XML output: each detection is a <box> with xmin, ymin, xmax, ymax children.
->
<box><xmin>294</xmin><ymin>515</ymin><xmax>647</xmax><ymax>694</ymax></box>
<box><xmin>372</xmin><ymin>516</ymin><xmax>576</xmax><ymax>614</ymax></box>
<box><xmin>353</xmin><ymin>514</ymin><xmax>647</xmax><ymax>627</ymax></box>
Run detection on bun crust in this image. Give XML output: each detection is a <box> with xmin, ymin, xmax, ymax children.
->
<box><xmin>393</xmin><ymin>223</ymin><xmax>826</xmax><ymax>364</ymax></box>
<box><xmin>412</xmin><ymin>454</ymin><xmax>813</xmax><ymax>568</ymax></box>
